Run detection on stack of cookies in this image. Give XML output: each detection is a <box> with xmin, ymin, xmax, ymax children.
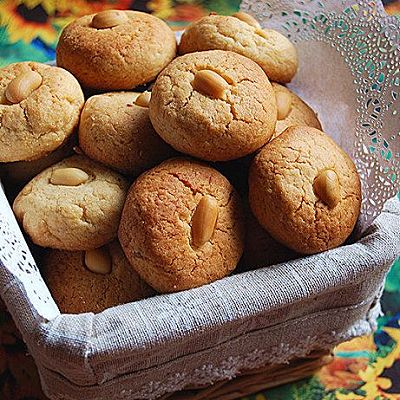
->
<box><xmin>0</xmin><ymin>10</ymin><xmax>361</xmax><ymax>314</ymax></box>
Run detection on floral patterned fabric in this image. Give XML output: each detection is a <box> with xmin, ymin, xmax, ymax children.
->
<box><xmin>0</xmin><ymin>0</ymin><xmax>241</xmax><ymax>66</ymax></box>
<box><xmin>0</xmin><ymin>1</ymin><xmax>399</xmax><ymax>399</ymax></box>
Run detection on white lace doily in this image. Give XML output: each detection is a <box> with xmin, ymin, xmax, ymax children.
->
<box><xmin>0</xmin><ymin>186</ymin><xmax>59</xmax><ymax>320</ymax></box>
<box><xmin>241</xmin><ymin>0</ymin><xmax>400</xmax><ymax>233</ymax></box>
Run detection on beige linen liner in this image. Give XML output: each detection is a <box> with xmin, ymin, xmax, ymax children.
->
<box><xmin>1</xmin><ymin>0</ymin><xmax>400</xmax><ymax>398</ymax></box>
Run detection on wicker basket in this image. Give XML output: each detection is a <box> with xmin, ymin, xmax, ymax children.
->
<box><xmin>161</xmin><ymin>349</ymin><xmax>333</xmax><ymax>400</ymax></box>
<box><xmin>0</xmin><ymin>1</ymin><xmax>399</xmax><ymax>399</ymax></box>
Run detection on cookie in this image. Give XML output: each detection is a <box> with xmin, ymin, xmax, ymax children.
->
<box><xmin>118</xmin><ymin>158</ymin><xmax>245</xmax><ymax>293</ymax></box>
<box><xmin>0</xmin><ymin>134</ymin><xmax>75</xmax><ymax>189</ymax></box>
<box><xmin>0</xmin><ymin>62</ymin><xmax>84</xmax><ymax>163</ymax></box>
<box><xmin>249</xmin><ymin>126</ymin><xmax>361</xmax><ymax>254</ymax></box>
<box><xmin>13</xmin><ymin>155</ymin><xmax>128</xmax><ymax>251</ymax></box>
<box><xmin>56</xmin><ymin>10</ymin><xmax>177</xmax><ymax>90</ymax></box>
<box><xmin>272</xmin><ymin>83</ymin><xmax>322</xmax><ymax>139</ymax></box>
<box><xmin>179</xmin><ymin>14</ymin><xmax>298</xmax><ymax>83</ymax></box>
<box><xmin>42</xmin><ymin>241</ymin><xmax>154</xmax><ymax>314</ymax></box>
<box><xmin>79</xmin><ymin>92</ymin><xmax>175</xmax><ymax>176</ymax></box>
<box><xmin>149</xmin><ymin>50</ymin><xmax>277</xmax><ymax>161</ymax></box>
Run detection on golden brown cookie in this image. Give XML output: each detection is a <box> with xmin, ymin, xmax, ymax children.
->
<box><xmin>42</xmin><ymin>241</ymin><xmax>154</xmax><ymax>314</ymax></box>
<box><xmin>78</xmin><ymin>92</ymin><xmax>175</xmax><ymax>176</ymax></box>
<box><xmin>56</xmin><ymin>10</ymin><xmax>177</xmax><ymax>90</ymax></box>
<box><xmin>0</xmin><ymin>134</ymin><xmax>76</xmax><ymax>189</ymax></box>
<box><xmin>179</xmin><ymin>15</ymin><xmax>298</xmax><ymax>83</ymax></box>
<box><xmin>149</xmin><ymin>50</ymin><xmax>277</xmax><ymax>162</ymax></box>
<box><xmin>13</xmin><ymin>155</ymin><xmax>128</xmax><ymax>251</ymax></box>
<box><xmin>0</xmin><ymin>62</ymin><xmax>84</xmax><ymax>163</ymax></box>
<box><xmin>272</xmin><ymin>83</ymin><xmax>322</xmax><ymax>139</ymax></box>
<box><xmin>249</xmin><ymin>126</ymin><xmax>361</xmax><ymax>254</ymax></box>
<box><xmin>118</xmin><ymin>158</ymin><xmax>245</xmax><ymax>293</ymax></box>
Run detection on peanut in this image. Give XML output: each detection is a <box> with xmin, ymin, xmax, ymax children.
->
<box><xmin>192</xmin><ymin>70</ymin><xmax>229</xmax><ymax>99</ymax></box>
<box><xmin>91</xmin><ymin>10</ymin><xmax>128</xmax><ymax>29</ymax></box>
<box><xmin>50</xmin><ymin>168</ymin><xmax>89</xmax><ymax>186</ymax></box>
<box><xmin>191</xmin><ymin>195</ymin><xmax>219</xmax><ymax>248</ymax></box>
<box><xmin>5</xmin><ymin>71</ymin><xmax>42</xmax><ymax>104</ymax></box>
<box><xmin>255</xmin><ymin>28</ymin><xmax>269</xmax><ymax>40</ymax></box>
<box><xmin>85</xmin><ymin>247</ymin><xmax>112</xmax><ymax>275</ymax></box>
<box><xmin>276</xmin><ymin>90</ymin><xmax>292</xmax><ymax>120</ymax></box>
<box><xmin>135</xmin><ymin>91</ymin><xmax>151</xmax><ymax>107</ymax></box>
<box><xmin>232</xmin><ymin>11</ymin><xmax>261</xmax><ymax>29</ymax></box>
<box><xmin>313</xmin><ymin>169</ymin><xmax>341</xmax><ymax>208</ymax></box>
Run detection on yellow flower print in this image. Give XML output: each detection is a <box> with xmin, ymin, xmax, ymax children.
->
<box><xmin>356</xmin><ymin>327</ymin><xmax>400</xmax><ymax>399</ymax></box>
<box><xmin>0</xmin><ymin>0</ymin><xmax>57</xmax><ymax>44</ymax></box>
<box><xmin>0</xmin><ymin>0</ymin><xmax>130</xmax><ymax>45</ymax></box>
<box><xmin>148</xmin><ymin>0</ymin><xmax>174</xmax><ymax>19</ymax></box>
<box><xmin>336</xmin><ymin>335</ymin><xmax>376</xmax><ymax>353</ymax></box>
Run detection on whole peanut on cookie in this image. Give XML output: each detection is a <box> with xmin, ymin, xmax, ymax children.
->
<box><xmin>149</xmin><ymin>50</ymin><xmax>277</xmax><ymax>162</ymax></box>
<box><xmin>0</xmin><ymin>62</ymin><xmax>83</xmax><ymax>163</ymax></box>
<box><xmin>249</xmin><ymin>126</ymin><xmax>361</xmax><ymax>254</ymax></box>
<box><xmin>13</xmin><ymin>155</ymin><xmax>128</xmax><ymax>251</ymax></box>
<box><xmin>272</xmin><ymin>83</ymin><xmax>322</xmax><ymax>139</ymax></box>
<box><xmin>118</xmin><ymin>158</ymin><xmax>246</xmax><ymax>293</ymax></box>
<box><xmin>42</xmin><ymin>241</ymin><xmax>154</xmax><ymax>314</ymax></box>
<box><xmin>56</xmin><ymin>10</ymin><xmax>177</xmax><ymax>90</ymax></box>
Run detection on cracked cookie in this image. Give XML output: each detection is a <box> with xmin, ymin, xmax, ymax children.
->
<box><xmin>272</xmin><ymin>83</ymin><xmax>322</xmax><ymax>139</ymax></box>
<box><xmin>79</xmin><ymin>92</ymin><xmax>175</xmax><ymax>176</ymax></box>
<box><xmin>249</xmin><ymin>126</ymin><xmax>361</xmax><ymax>254</ymax></box>
<box><xmin>56</xmin><ymin>10</ymin><xmax>177</xmax><ymax>90</ymax></box>
<box><xmin>0</xmin><ymin>62</ymin><xmax>84</xmax><ymax>163</ymax></box>
<box><xmin>149</xmin><ymin>50</ymin><xmax>277</xmax><ymax>162</ymax></box>
<box><xmin>118</xmin><ymin>158</ymin><xmax>245</xmax><ymax>293</ymax></box>
<box><xmin>42</xmin><ymin>241</ymin><xmax>154</xmax><ymax>314</ymax></box>
<box><xmin>13</xmin><ymin>155</ymin><xmax>129</xmax><ymax>251</ymax></box>
<box><xmin>179</xmin><ymin>14</ymin><xmax>298</xmax><ymax>84</ymax></box>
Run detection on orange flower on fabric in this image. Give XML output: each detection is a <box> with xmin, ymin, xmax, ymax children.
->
<box><xmin>318</xmin><ymin>356</ymin><xmax>369</xmax><ymax>390</ymax></box>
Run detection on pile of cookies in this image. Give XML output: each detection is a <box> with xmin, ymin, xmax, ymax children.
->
<box><xmin>0</xmin><ymin>10</ymin><xmax>362</xmax><ymax>314</ymax></box>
